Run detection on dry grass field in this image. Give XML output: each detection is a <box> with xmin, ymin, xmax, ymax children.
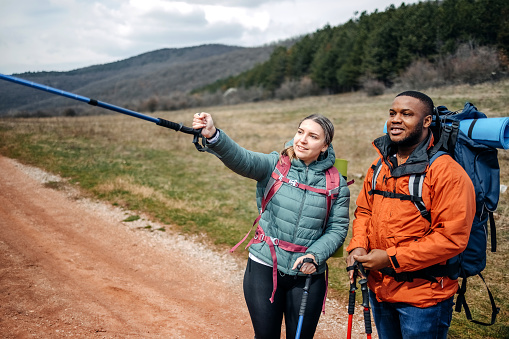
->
<box><xmin>1</xmin><ymin>79</ymin><xmax>508</xmax><ymax>338</ymax></box>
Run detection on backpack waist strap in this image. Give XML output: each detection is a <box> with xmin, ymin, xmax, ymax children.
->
<box><xmin>246</xmin><ymin>225</ymin><xmax>329</xmax><ymax>313</ymax></box>
<box><xmin>247</xmin><ymin>225</ymin><xmax>308</xmax><ymax>303</ymax></box>
<box><xmin>379</xmin><ymin>261</ymin><xmax>458</xmax><ymax>283</ymax></box>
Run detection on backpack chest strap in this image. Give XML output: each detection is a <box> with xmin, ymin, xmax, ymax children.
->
<box><xmin>368</xmin><ymin>158</ymin><xmax>432</xmax><ymax>222</ymax></box>
<box><xmin>271</xmin><ymin>170</ymin><xmax>339</xmax><ymax>197</ymax></box>
<box><xmin>271</xmin><ymin>167</ymin><xmax>340</xmax><ymax>229</ymax></box>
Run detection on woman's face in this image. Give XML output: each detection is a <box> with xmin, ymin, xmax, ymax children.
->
<box><xmin>293</xmin><ymin>119</ymin><xmax>329</xmax><ymax>166</ymax></box>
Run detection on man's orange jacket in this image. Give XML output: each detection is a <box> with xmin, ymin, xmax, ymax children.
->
<box><xmin>346</xmin><ymin>133</ymin><xmax>475</xmax><ymax>307</ymax></box>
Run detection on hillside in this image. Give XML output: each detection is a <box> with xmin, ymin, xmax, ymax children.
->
<box><xmin>0</xmin><ymin>43</ymin><xmax>280</xmax><ymax>116</ymax></box>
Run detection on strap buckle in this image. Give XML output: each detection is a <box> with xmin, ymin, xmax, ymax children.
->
<box><xmin>288</xmin><ymin>179</ymin><xmax>298</xmax><ymax>187</ymax></box>
<box><xmin>254</xmin><ymin>233</ymin><xmax>265</xmax><ymax>242</ymax></box>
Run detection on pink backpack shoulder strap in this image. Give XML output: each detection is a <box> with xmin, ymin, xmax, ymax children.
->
<box><xmin>230</xmin><ymin>155</ymin><xmax>290</xmax><ymax>253</ymax></box>
<box><xmin>262</xmin><ymin>155</ymin><xmax>291</xmax><ymax>205</ymax></box>
<box><xmin>323</xmin><ymin>165</ymin><xmax>341</xmax><ymax>228</ymax></box>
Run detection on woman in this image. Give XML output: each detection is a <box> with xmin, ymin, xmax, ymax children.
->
<box><xmin>192</xmin><ymin>112</ymin><xmax>350</xmax><ymax>339</ymax></box>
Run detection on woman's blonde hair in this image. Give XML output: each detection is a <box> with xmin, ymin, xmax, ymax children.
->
<box><xmin>280</xmin><ymin>114</ymin><xmax>334</xmax><ymax>162</ymax></box>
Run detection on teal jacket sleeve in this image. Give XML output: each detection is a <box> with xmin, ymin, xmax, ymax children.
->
<box><xmin>205</xmin><ymin>129</ymin><xmax>278</xmax><ymax>182</ymax></box>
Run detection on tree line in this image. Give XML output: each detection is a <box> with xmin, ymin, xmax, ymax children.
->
<box><xmin>196</xmin><ymin>0</ymin><xmax>509</xmax><ymax>97</ymax></box>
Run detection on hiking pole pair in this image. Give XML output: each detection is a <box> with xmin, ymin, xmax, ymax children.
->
<box><xmin>0</xmin><ymin>73</ymin><xmax>207</xmax><ymax>151</ymax></box>
<box><xmin>295</xmin><ymin>257</ymin><xmax>318</xmax><ymax>339</ymax></box>
<box><xmin>346</xmin><ymin>261</ymin><xmax>372</xmax><ymax>339</ymax></box>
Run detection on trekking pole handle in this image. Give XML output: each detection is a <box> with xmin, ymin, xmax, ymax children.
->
<box><xmin>296</xmin><ymin>257</ymin><xmax>317</xmax><ymax>272</ymax></box>
<box><xmin>296</xmin><ymin>257</ymin><xmax>317</xmax><ymax>316</ymax></box>
<box><xmin>359</xmin><ymin>278</ymin><xmax>372</xmax><ymax>335</ymax></box>
<box><xmin>348</xmin><ymin>281</ymin><xmax>357</xmax><ymax>315</ymax></box>
<box><xmin>346</xmin><ymin>263</ymin><xmax>358</xmax><ymax>315</ymax></box>
<box><xmin>298</xmin><ymin>275</ymin><xmax>312</xmax><ymax>317</ymax></box>
<box><xmin>360</xmin><ymin>278</ymin><xmax>369</xmax><ymax>307</ymax></box>
<box><xmin>357</xmin><ymin>262</ymin><xmax>372</xmax><ymax>336</ymax></box>
<box><xmin>156</xmin><ymin>118</ymin><xmax>206</xmax><ymax>152</ymax></box>
<box><xmin>363</xmin><ymin>306</ymin><xmax>372</xmax><ymax>336</ymax></box>
<box><xmin>156</xmin><ymin>118</ymin><xmax>201</xmax><ymax>136</ymax></box>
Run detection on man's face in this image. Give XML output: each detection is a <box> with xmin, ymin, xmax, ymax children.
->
<box><xmin>387</xmin><ymin>96</ymin><xmax>431</xmax><ymax>147</ymax></box>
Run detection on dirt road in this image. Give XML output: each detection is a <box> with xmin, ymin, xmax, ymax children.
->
<box><xmin>0</xmin><ymin>156</ymin><xmax>372</xmax><ymax>338</ymax></box>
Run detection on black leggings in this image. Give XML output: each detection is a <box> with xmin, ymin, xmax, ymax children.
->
<box><xmin>243</xmin><ymin>258</ymin><xmax>326</xmax><ymax>339</ymax></box>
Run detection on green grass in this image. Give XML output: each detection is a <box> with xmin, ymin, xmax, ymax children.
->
<box><xmin>122</xmin><ymin>215</ymin><xmax>141</xmax><ymax>222</ymax></box>
<box><xmin>1</xmin><ymin>80</ymin><xmax>508</xmax><ymax>338</ymax></box>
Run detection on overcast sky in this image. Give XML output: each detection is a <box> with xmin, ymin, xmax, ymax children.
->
<box><xmin>0</xmin><ymin>0</ymin><xmax>419</xmax><ymax>75</ymax></box>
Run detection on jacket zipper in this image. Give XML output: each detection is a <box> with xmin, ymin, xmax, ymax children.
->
<box><xmin>288</xmin><ymin>166</ymin><xmax>308</xmax><ymax>271</ymax></box>
<box><xmin>374</xmin><ymin>173</ymin><xmax>388</xmax><ymax>249</ymax></box>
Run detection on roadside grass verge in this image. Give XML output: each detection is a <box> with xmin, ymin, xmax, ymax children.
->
<box><xmin>0</xmin><ymin>79</ymin><xmax>508</xmax><ymax>338</ymax></box>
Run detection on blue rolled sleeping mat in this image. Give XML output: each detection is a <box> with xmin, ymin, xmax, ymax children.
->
<box><xmin>457</xmin><ymin>117</ymin><xmax>509</xmax><ymax>149</ymax></box>
<box><xmin>383</xmin><ymin>116</ymin><xmax>509</xmax><ymax>149</ymax></box>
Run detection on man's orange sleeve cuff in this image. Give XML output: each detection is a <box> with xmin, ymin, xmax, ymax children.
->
<box><xmin>386</xmin><ymin>246</ymin><xmax>399</xmax><ymax>269</ymax></box>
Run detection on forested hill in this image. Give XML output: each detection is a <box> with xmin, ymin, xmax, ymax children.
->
<box><xmin>199</xmin><ymin>0</ymin><xmax>509</xmax><ymax>96</ymax></box>
<box><xmin>0</xmin><ymin>44</ymin><xmax>282</xmax><ymax>116</ymax></box>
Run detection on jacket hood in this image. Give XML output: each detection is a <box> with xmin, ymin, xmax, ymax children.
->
<box><xmin>373</xmin><ymin>132</ymin><xmax>434</xmax><ymax>177</ymax></box>
<box><xmin>284</xmin><ymin>139</ymin><xmax>336</xmax><ymax>170</ymax></box>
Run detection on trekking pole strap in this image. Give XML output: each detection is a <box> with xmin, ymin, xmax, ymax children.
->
<box><xmin>156</xmin><ymin>118</ymin><xmax>207</xmax><ymax>152</ymax></box>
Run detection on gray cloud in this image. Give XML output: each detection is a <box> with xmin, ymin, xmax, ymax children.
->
<box><xmin>0</xmin><ymin>0</ymin><xmax>419</xmax><ymax>74</ymax></box>
<box><xmin>182</xmin><ymin>0</ymin><xmax>274</xmax><ymax>7</ymax></box>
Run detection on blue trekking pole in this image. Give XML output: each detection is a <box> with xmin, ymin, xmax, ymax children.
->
<box><xmin>0</xmin><ymin>73</ymin><xmax>207</xmax><ymax>151</ymax></box>
<box><xmin>295</xmin><ymin>257</ymin><xmax>318</xmax><ymax>339</ymax></box>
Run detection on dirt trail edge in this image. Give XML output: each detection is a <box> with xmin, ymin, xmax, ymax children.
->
<box><xmin>0</xmin><ymin>156</ymin><xmax>373</xmax><ymax>338</ymax></box>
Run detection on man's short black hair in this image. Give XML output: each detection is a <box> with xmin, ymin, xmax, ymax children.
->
<box><xmin>396</xmin><ymin>90</ymin><xmax>434</xmax><ymax>116</ymax></box>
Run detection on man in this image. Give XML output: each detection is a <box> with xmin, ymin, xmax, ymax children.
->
<box><xmin>346</xmin><ymin>91</ymin><xmax>475</xmax><ymax>339</ymax></box>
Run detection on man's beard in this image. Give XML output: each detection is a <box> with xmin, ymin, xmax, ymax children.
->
<box><xmin>391</xmin><ymin>119</ymin><xmax>425</xmax><ymax>147</ymax></box>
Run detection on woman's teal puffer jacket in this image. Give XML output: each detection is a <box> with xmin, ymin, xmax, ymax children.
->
<box><xmin>206</xmin><ymin>130</ymin><xmax>350</xmax><ymax>276</ymax></box>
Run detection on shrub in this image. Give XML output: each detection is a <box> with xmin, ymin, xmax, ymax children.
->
<box><xmin>395</xmin><ymin>43</ymin><xmax>503</xmax><ymax>89</ymax></box>
<box><xmin>274</xmin><ymin>77</ymin><xmax>322</xmax><ymax>100</ymax></box>
<box><xmin>394</xmin><ymin>59</ymin><xmax>443</xmax><ymax>90</ymax></box>
<box><xmin>275</xmin><ymin>79</ymin><xmax>299</xmax><ymax>100</ymax></box>
<box><xmin>438</xmin><ymin>43</ymin><xmax>501</xmax><ymax>85</ymax></box>
<box><xmin>63</xmin><ymin>108</ymin><xmax>77</xmax><ymax>117</ymax></box>
<box><xmin>362</xmin><ymin>79</ymin><xmax>386</xmax><ymax>97</ymax></box>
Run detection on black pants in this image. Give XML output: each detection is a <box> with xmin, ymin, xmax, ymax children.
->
<box><xmin>243</xmin><ymin>258</ymin><xmax>326</xmax><ymax>339</ymax></box>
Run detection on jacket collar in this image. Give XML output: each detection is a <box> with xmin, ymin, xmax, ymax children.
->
<box><xmin>373</xmin><ymin>132</ymin><xmax>434</xmax><ymax>177</ymax></box>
